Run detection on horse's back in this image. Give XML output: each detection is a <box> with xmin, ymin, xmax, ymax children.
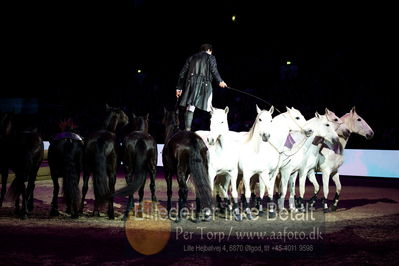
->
<box><xmin>124</xmin><ymin>131</ymin><xmax>158</xmax><ymax>164</ymax></box>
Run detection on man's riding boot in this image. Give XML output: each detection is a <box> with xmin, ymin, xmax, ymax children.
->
<box><xmin>185</xmin><ymin>111</ymin><xmax>194</xmax><ymax>131</ymax></box>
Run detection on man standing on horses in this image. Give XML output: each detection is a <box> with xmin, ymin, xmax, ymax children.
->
<box><xmin>176</xmin><ymin>43</ymin><xmax>228</xmax><ymax>131</ymax></box>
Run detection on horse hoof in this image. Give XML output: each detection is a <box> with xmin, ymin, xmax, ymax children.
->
<box><xmin>27</xmin><ymin>205</ymin><xmax>34</xmax><ymax>213</ymax></box>
<box><xmin>92</xmin><ymin>211</ymin><xmax>100</xmax><ymax>217</ymax></box>
<box><xmin>71</xmin><ymin>214</ymin><xmax>79</xmax><ymax>219</ymax></box>
<box><xmin>323</xmin><ymin>208</ymin><xmax>330</xmax><ymax>213</ymax></box>
<box><xmin>268</xmin><ymin>211</ymin><xmax>276</xmax><ymax>219</ymax></box>
<box><xmin>50</xmin><ymin>209</ymin><xmax>60</xmax><ymax>216</ymax></box>
<box><xmin>245</xmin><ymin>208</ymin><xmax>253</xmax><ymax>220</ymax></box>
<box><xmin>108</xmin><ymin>215</ymin><xmax>115</xmax><ymax>220</ymax></box>
<box><xmin>258</xmin><ymin>211</ymin><xmax>265</xmax><ymax>217</ymax></box>
<box><xmin>20</xmin><ymin>214</ymin><xmax>28</xmax><ymax>220</ymax></box>
<box><xmin>234</xmin><ymin>214</ymin><xmax>242</xmax><ymax>222</ymax></box>
<box><xmin>331</xmin><ymin>205</ymin><xmax>337</xmax><ymax>212</ymax></box>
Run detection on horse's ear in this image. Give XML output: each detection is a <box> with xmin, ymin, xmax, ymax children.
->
<box><xmin>256</xmin><ymin>104</ymin><xmax>262</xmax><ymax>114</ymax></box>
<box><xmin>350</xmin><ymin>106</ymin><xmax>356</xmax><ymax>115</ymax></box>
<box><xmin>224</xmin><ymin>106</ymin><xmax>229</xmax><ymax>114</ymax></box>
<box><xmin>269</xmin><ymin>106</ymin><xmax>274</xmax><ymax>115</ymax></box>
<box><xmin>210</xmin><ymin>106</ymin><xmax>215</xmax><ymax>114</ymax></box>
<box><xmin>315</xmin><ymin>112</ymin><xmax>321</xmax><ymax>118</ymax></box>
<box><xmin>325</xmin><ymin>108</ymin><xmax>331</xmax><ymax>115</ymax></box>
<box><xmin>286</xmin><ymin>106</ymin><xmax>291</xmax><ymax>111</ymax></box>
<box><xmin>105</xmin><ymin>103</ymin><xmax>110</xmax><ymax>110</ymax></box>
<box><xmin>145</xmin><ymin>113</ymin><xmax>149</xmax><ymax>120</ymax></box>
<box><xmin>163</xmin><ymin>107</ymin><xmax>167</xmax><ymax>115</ymax></box>
<box><xmin>132</xmin><ymin>113</ymin><xmax>136</xmax><ymax>119</ymax></box>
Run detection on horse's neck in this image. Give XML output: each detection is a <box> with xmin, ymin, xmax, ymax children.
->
<box><xmin>339</xmin><ymin>114</ymin><xmax>352</xmax><ymax>148</ymax></box>
<box><xmin>104</xmin><ymin>115</ymin><xmax>118</xmax><ymax>132</ymax></box>
<box><xmin>269</xmin><ymin>121</ymin><xmax>291</xmax><ymax>150</ymax></box>
<box><xmin>164</xmin><ymin>124</ymin><xmax>179</xmax><ymax>143</ymax></box>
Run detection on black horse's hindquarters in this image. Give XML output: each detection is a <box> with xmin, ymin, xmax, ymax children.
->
<box><xmin>162</xmin><ymin>113</ymin><xmax>212</xmax><ymax>221</ymax></box>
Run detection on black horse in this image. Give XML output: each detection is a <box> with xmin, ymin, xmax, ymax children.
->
<box><xmin>0</xmin><ymin>112</ymin><xmax>44</xmax><ymax>219</ymax></box>
<box><xmin>48</xmin><ymin>119</ymin><xmax>84</xmax><ymax>218</ymax></box>
<box><xmin>113</xmin><ymin>113</ymin><xmax>158</xmax><ymax>219</ymax></box>
<box><xmin>80</xmin><ymin>105</ymin><xmax>129</xmax><ymax>219</ymax></box>
<box><xmin>161</xmin><ymin>108</ymin><xmax>212</xmax><ymax>222</ymax></box>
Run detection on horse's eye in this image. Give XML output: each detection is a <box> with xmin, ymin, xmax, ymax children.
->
<box><xmin>334</xmin><ymin>118</ymin><xmax>338</xmax><ymax>122</ymax></box>
<box><xmin>296</xmin><ymin>117</ymin><xmax>300</xmax><ymax>120</ymax></box>
<box><xmin>259</xmin><ymin>118</ymin><xmax>262</xmax><ymax>122</ymax></box>
<box><xmin>357</xmin><ymin>118</ymin><xmax>362</xmax><ymax>121</ymax></box>
<box><xmin>326</xmin><ymin>124</ymin><xmax>330</xmax><ymax>127</ymax></box>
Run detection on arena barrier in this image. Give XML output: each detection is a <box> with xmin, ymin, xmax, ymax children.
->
<box><xmin>42</xmin><ymin>142</ymin><xmax>399</xmax><ymax>178</ymax></box>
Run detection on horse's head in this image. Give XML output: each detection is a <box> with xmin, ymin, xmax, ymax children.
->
<box><xmin>306</xmin><ymin>113</ymin><xmax>339</xmax><ymax>144</ymax></box>
<box><xmin>162</xmin><ymin>107</ymin><xmax>179</xmax><ymax>128</ymax></box>
<box><xmin>253</xmin><ymin>105</ymin><xmax>274</xmax><ymax>142</ymax></box>
<box><xmin>207</xmin><ymin>106</ymin><xmax>229</xmax><ymax>145</ymax></box>
<box><xmin>0</xmin><ymin>112</ymin><xmax>13</xmax><ymax>138</ymax></box>
<box><xmin>342</xmin><ymin>107</ymin><xmax>374</xmax><ymax>140</ymax></box>
<box><xmin>131</xmin><ymin>113</ymin><xmax>149</xmax><ymax>133</ymax></box>
<box><xmin>104</xmin><ymin>104</ymin><xmax>129</xmax><ymax>131</ymax></box>
<box><xmin>324</xmin><ymin>108</ymin><xmax>351</xmax><ymax>139</ymax></box>
<box><xmin>286</xmin><ymin>106</ymin><xmax>313</xmax><ymax>136</ymax></box>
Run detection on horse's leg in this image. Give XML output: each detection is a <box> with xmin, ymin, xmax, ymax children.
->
<box><xmin>164</xmin><ymin>168</ymin><xmax>173</xmax><ymax>214</ymax></box>
<box><xmin>149</xmin><ymin>165</ymin><xmax>158</xmax><ymax>215</ymax></box>
<box><xmin>321</xmin><ymin>169</ymin><xmax>331</xmax><ymax>213</ymax></box>
<box><xmin>27</xmin><ymin>164</ymin><xmax>40</xmax><ymax>213</ymax></box>
<box><xmin>16</xmin><ymin>176</ymin><xmax>28</xmax><ymax>219</ymax></box>
<box><xmin>79</xmin><ymin>168</ymin><xmax>90</xmax><ymax>214</ymax></box>
<box><xmin>50</xmin><ymin>169</ymin><xmax>60</xmax><ymax>216</ymax></box>
<box><xmin>278</xmin><ymin>170</ymin><xmax>290</xmax><ymax>211</ymax></box>
<box><xmin>250</xmin><ymin>177</ymin><xmax>258</xmax><ymax>208</ymax></box>
<box><xmin>242</xmin><ymin>172</ymin><xmax>254</xmax><ymax>220</ymax></box>
<box><xmin>138</xmin><ymin>175</ymin><xmax>147</xmax><ymax>217</ymax></box>
<box><xmin>257</xmin><ymin>173</ymin><xmax>267</xmax><ymax>216</ymax></box>
<box><xmin>0</xmin><ymin>168</ymin><xmax>8</xmax><ymax>207</ymax></box>
<box><xmin>107</xmin><ymin>154</ymin><xmax>117</xmax><ymax>220</ymax></box>
<box><xmin>230</xmin><ymin>172</ymin><xmax>242</xmax><ymax>221</ymax></box>
<box><xmin>297</xmin><ymin>170</ymin><xmax>310</xmax><ymax>212</ymax></box>
<box><xmin>266</xmin><ymin>170</ymin><xmax>278</xmax><ymax>218</ymax></box>
<box><xmin>307</xmin><ymin>169</ymin><xmax>320</xmax><ymax>208</ymax></box>
<box><xmin>176</xmin><ymin>166</ymin><xmax>188</xmax><ymax>222</ymax></box>
<box><xmin>220</xmin><ymin>174</ymin><xmax>232</xmax><ymax>214</ymax></box>
<box><xmin>330</xmin><ymin>172</ymin><xmax>341</xmax><ymax>211</ymax></box>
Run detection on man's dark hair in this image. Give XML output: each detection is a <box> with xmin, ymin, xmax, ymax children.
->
<box><xmin>200</xmin><ymin>43</ymin><xmax>213</xmax><ymax>52</ymax></box>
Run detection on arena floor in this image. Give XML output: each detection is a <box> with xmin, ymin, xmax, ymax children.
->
<box><xmin>0</xmin><ymin>168</ymin><xmax>398</xmax><ymax>265</ymax></box>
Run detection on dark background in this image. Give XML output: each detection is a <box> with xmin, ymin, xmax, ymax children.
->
<box><xmin>2</xmin><ymin>1</ymin><xmax>398</xmax><ymax>149</ymax></box>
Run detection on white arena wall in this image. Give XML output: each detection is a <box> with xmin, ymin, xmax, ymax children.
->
<box><xmin>42</xmin><ymin>142</ymin><xmax>399</xmax><ymax>178</ymax></box>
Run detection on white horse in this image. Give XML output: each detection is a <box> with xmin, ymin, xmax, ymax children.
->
<box><xmin>277</xmin><ymin>113</ymin><xmax>339</xmax><ymax>211</ymax></box>
<box><xmin>241</xmin><ymin>106</ymin><xmax>312</xmax><ymax>216</ymax></box>
<box><xmin>233</xmin><ymin>105</ymin><xmax>277</xmax><ymax>220</ymax></box>
<box><xmin>195</xmin><ymin>106</ymin><xmax>239</xmax><ymax>212</ymax></box>
<box><xmin>305</xmin><ymin>107</ymin><xmax>374</xmax><ymax>211</ymax></box>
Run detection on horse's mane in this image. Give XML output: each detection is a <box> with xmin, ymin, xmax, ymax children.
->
<box><xmin>58</xmin><ymin>118</ymin><xmax>78</xmax><ymax>132</ymax></box>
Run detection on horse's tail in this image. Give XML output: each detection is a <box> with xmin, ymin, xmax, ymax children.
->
<box><xmin>113</xmin><ymin>138</ymin><xmax>147</xmax><ymax>197</ymax></box>
<box><xmin>62</xmin><ymin>140</ymin><xmax>81</xmax><ymax>213</ymax></box>
<box><xmin>189</xmin><ymin>137</ymin><xmax>212</xmax><ymax>208</ymax></box>
<box><xmin>93</xmin><ymin>138</ymin><xmax>110</xmax><ymax>203</ymax></box>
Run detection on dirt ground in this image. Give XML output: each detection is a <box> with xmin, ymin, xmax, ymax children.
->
<box><xmin>1</xmin><ymin>170</ymin><xmax>399</xmax><ymax>265</ymax></box>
